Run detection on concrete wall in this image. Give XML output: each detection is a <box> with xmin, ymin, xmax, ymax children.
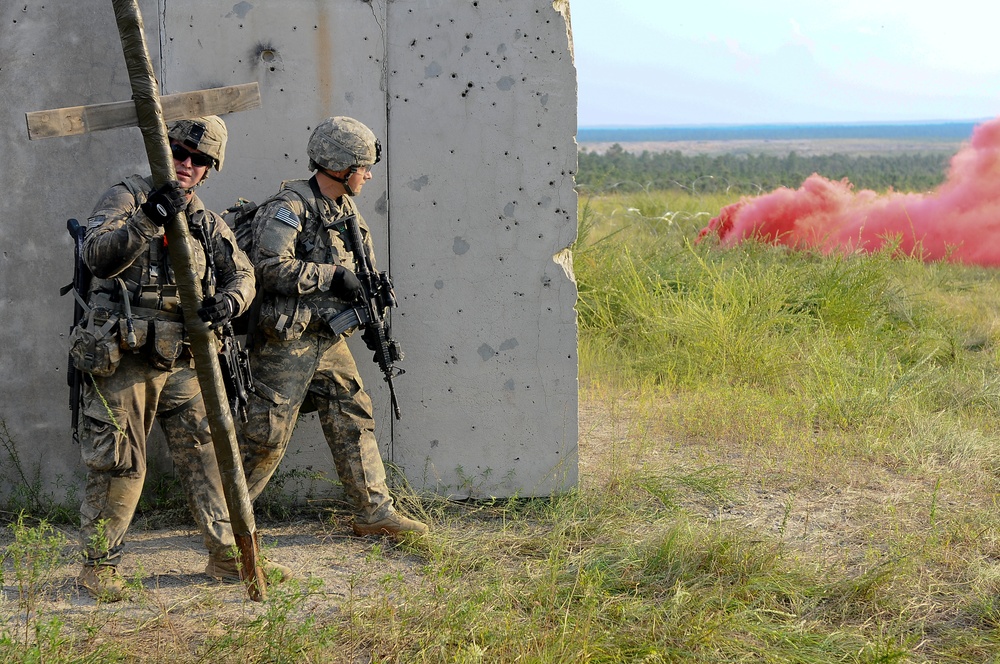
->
<box><xmin>0</xmin><ymin>0</ymin><xmax>577</xmax><ymax>505</ymax></box>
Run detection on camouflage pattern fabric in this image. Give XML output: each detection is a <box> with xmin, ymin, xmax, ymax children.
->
<box><xmin>79</xmin><ymin>353</ymin><xmax>234</xmax><ymax>563</ymax></box>
<box><xmin>77</xmin><ymin>177</ymin><xmax>254</xmax><ymax>566</ymax></box>
<box><xmin>241</xmin><ymin>177</ymin><xmax>395</xmax><ymax>523</ymax></box>
<box><xmin>241</xmin><ymin>331</ymin><xmax>393</xmax><ymax>521</ymax></box>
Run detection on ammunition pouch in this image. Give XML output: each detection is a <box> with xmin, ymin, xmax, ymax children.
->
<box><xmin>69</xmin><ymin>310</ymin><xmax>122</xmax><ymax>378</ymax></box>
<box><xmin>84</xmin><ymin>293</ymin><xmax>187</xmax><ymax>370</ymax></box>
<box><xmin>119</xmin><ymin>318</ymin><xmax>149</xmax><ymax>350</ymax></box>
<box><xmin>259</xmin><ymin>294</ymin><xmax>312</xmax><ymax>342</ymax></box>
<box><xmin>149</xmin><ymin>319</ymin><xmax>186</xmax><ymax>370</ymax></box>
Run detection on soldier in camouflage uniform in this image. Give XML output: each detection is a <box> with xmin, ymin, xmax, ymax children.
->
<box><xmin>241</xmin><ymin>116</ymin><xmax>427</xmax><ymax>538</ymax></box>
<box><xmin>74</xmin><ymin>116</ymin><xmax>289</xmax><ymax>601</ymax></box>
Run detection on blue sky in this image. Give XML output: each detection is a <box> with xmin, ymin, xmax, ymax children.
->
<box><xmin>570</xmin><ymin>0</ymin><xmax>1000</xmax><ymax>127</ymax></box>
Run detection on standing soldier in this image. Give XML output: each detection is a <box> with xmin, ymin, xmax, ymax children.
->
<box><xmin>241</xmin><ymin>116</ymin><xmax>427</xmax><ymax>538</ymax></box>
<box><xmin>73</xmin><ymin>116</ymin><xmax>289</xmax><ymax>601</ymax></box>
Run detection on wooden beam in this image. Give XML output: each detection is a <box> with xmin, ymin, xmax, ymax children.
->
<box><xmin>25</xmin><ymin>82</ymin><xmax>261</xmax><ymax>140</ymax></box>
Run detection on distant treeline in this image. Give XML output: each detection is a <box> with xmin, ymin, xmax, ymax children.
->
<box><xmin>576</xmin><ymin>145</ymin><xmax>952</xmax><ymax>194</ymax></box>
<box><xmin>577</xmin><ymin>121</ymin><xmax>979</xmax><ymax>143</ymax></box>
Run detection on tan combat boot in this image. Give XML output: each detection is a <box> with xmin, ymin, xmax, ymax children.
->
<box><xmin>352</xmin><ymin>511</ymin><xmax>429</xmax><ymax>538</ymax></box>
<box><xmin>205</xmin><ymin>553</ymin><xmax>294</xmax><ymax>583</ymax></box>
<box><xmin>78</xmin><ymin>564</ymin><xmax>127</xmax><ymax>602</ymax></box>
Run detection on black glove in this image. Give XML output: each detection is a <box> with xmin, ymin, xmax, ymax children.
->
<box><xmin>197</xmin><ymin>294</ymin><xmax>234</xmax><ymax>328</ymax></box>
<box><xmin>331</xmin><ymin>266</ymin><xmax>364</xmax><ymax>301</ymax></box>
<box><xmin>362</xmin><ymin>326</ymin><xmax>382</xmax><ymax>352</ymax></box>
<box><xmin>140</xmin><ymin>180</ymin><xmax>186</xmax><ymax>225</ymax></box>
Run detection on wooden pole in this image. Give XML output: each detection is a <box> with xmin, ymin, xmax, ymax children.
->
<box><xmin>110</xmin><ymin>0</ymin><xmax>266</xmax><ymax>601</ymax></box>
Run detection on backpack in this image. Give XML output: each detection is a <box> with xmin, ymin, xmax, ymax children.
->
<box><xmin>221</xmin><ymin>179</ymin><xmax>323</xmax><ymax>257</ymax></box>
<box><xmin>221</xmin><ymin>181</ymin><xmax>324</xmax><ymax>337</ymax></box>
<box><xmin>221</xmin><ymin>197</ymin><xmax>259</xmax><ymax>256</ymax></box>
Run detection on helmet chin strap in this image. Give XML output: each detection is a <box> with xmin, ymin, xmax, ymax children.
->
<box><xmin>320</xmin><ymin>167</ymin><xmax>358</xmax><ymax>196</ymax></box>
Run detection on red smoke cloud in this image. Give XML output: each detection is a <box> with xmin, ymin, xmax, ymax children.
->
<box><xmin>697</xmin><ymin>117</ymin><xmax>1000</xmax><ymax>267</ymax></box>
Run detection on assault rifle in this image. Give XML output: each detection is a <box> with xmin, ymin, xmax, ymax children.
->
<box><xmin>192</xmin><ymin>219</ymin><xmax>255</xmax><ymax>423</ymax></box>
<box><xmin>60</xmin><ymin>218</ymin><xmax>90</xmax><ymax>444</ymax></box>
<box><xmin>325</xmin><ymin>214</ymin><xmax>405</xmax><ymax>419</ymax></box>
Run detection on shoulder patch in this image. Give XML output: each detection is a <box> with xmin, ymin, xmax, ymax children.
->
<box><xmin>274</xmin><ymin>206</ymin><xmax>301</xmax><ymax>231</ymax></box>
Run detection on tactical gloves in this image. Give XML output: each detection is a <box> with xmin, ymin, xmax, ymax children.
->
<box><xmin>197</xmin><ymin>294</ymin><xmax>234</xmax><ymax>329</ymax></box>
<box><xmin>141</xmin><ymin>180</ymin><xmax>186</xmax><ymax>225</ymax></box>
<box><xmin>331</xmin><ymin>266</ymin><xmax>364</xmax><ymax>301</ymax></box>
<box><xmin>362</xmin><ymin>326</ymin><xmax>382</xmax><ymax>353</ymax></box>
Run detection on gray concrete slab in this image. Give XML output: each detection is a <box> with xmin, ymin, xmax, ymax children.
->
<box><xmin>0</xmin><ymin>0</ymin><xmax>577</xmax><ymax>505</ymax></box>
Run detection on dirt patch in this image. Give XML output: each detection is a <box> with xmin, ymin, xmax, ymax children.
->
<box><xmin>0</xmin><ymin>516</ymin><xmax>425</xmax><ymax>628</ymax></box>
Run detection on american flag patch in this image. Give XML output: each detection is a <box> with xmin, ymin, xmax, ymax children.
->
<box><xmin>274</xmin><ymin>206</ymin><xmax>301</xmax><ymax>230</ymax></box>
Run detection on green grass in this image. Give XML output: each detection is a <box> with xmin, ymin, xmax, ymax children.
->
<box><xmin>3</xmin><ymin>188</ymin><xmax>1000</xmax><ymax>661</ymax></box>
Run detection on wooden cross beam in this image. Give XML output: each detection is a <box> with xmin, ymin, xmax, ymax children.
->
<box><xmin>25</xmin><ymin>82</ymin><xmax>260</xmax><ymax>140</ymax></box>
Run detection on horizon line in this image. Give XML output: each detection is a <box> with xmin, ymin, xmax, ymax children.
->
<box><xmin>578</xmin><ymin>118</ymin><xmax>992</xmax><ymax>131</ymax></box>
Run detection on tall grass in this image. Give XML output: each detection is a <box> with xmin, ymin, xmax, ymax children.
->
<box><xmin>3</xmin><ymin>189</ymin><xmax>1000</xmax><ymax>661</ymax></box>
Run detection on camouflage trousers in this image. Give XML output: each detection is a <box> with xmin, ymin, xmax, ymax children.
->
<box><xmin>78</xmin><ymin>352</ymin><xmax>235</xmax><ymax>566</ymax></box>
<box><xmin>241</xmin><ymin>331</ymin><xmax>393</xmax><ymax>522</ymax></box>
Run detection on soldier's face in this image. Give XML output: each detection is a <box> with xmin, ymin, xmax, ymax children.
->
<box><xmin>170</xmin><ymin>141</ymin><xmax>210</xmax><ymax>192</ymax></box>
<box><xmin>348</xmin><ymin>165</ymin><xmax>372</xmax><ymax>194</ymax></box>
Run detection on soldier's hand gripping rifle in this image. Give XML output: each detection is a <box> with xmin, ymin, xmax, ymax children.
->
<box><xmin>324</xmin><ymin>214</ymin><xmax>405</xmax><ymax>419</ymax></box>
<box><xmin>60</xmin><ymin>218</ymin><xmax>91</xmax><ymax>444</ymax></box>
<box><xmin>191</xmin><ymin>220</ymin><xmax>255</xmax><ymax>423</ymax></box>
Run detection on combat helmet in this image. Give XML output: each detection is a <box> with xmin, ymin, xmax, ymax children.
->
<box><xmin>168</xmin><ymin>115</ymin><xmax>227</xmax><ymax>171</ymax></box>
<box><xmin>307</xmin><ymin>116</ymin><xmax>381</xmax><ymax>173</ymax></box>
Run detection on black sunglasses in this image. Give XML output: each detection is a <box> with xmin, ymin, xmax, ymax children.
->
<box><xmin>170</xmin><ymin>142</ymin><xmax>214</xmax><ymax>168</ymax></box>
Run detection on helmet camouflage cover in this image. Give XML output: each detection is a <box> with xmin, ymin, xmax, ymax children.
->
<box><xmin>307</xmin><ymin>116</ymin><xmax>381</xmax><ymax>172</ymax></box>
<box><xmin>168</xmin><ymin>115</ymin><xmax>227</xmax><ymax>171</ymax></box>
